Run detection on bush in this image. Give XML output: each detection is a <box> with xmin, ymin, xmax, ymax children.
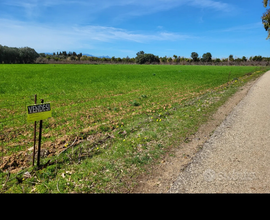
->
<box><xmin>135</xmin><ymin>51</ymin><xmax>160</xmax><ymax>64</ymax></box>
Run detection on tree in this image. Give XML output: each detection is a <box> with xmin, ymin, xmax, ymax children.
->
<box><xmin>77</xmin><ymin>53</ymin><xmax>82</xmax><ymax>61</ymax></box>
<box><xmin>242</xmin><ymin>56</ymin><xmax>247</xmax><ymax>62</ymax></box>
<box><xmin>0</xmin><ymin>45</ymin><xmax>38</xmax><ymax>64</ymax></box>
<box><xmin>160</xmin><ymin>56</ymin><xmax>167</xmax><ymax>63</ymax></box>
<box><xmin>252</xmin><ymin>55</ymin><xmax>263</xmax><ymax>61</ymax></box>
<box><xmin>202</xmin><ymin>52</ymin><xmax>212</xmax><ymax>62</ymax></box>
<box><xmin>136</xmin><ymin>51</ymin><xmax>145</xmax><ymax>56</ymax></box>
<box><xmin>111</xmin><ymin>56</ymin><xmax>116</xmax><ymax>62</ymax></box>
<box><xmin>262</xmin><ymin>0</ymin><xmax>270</xmax><ymax>39</ymax></box>
<box><xmin>215</xmin><ymin>58</ymin><xmax>221</xmax><ymax>63</ymax></box>
<box><xmin>0</xmin><ymin>45</ymin><xmax>3</xmax><ymax>63</ymax></box>
<box><xmin>19</xmin><ymin>47</ymin><xmax>39</xmax><ymax>63</ymax></box>
<box><xmin>135</xmin><ymin>51</ymin><xmax>159</xmax><ymax>64</ymax></box>
<box><xmin>235</xmin><ymin>58</ymin><xmax>242</xmax><ymax>63</ymax></box>
<box><xmin>191</xmin><ymin>52</ymin><xmax>199</xmax><ymax>61</ymax></box>
<box><xmin>229</xmin><ymin>54</ymin><xmax>234</xmax><ymax>61</ymax></box>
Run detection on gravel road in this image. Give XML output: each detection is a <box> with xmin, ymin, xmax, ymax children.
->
<box><xmin>168</xmin><ymin>71</ymin><xmax>270</xmax><ymax>193</ymax></box>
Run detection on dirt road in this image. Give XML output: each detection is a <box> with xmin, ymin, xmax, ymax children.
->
<box><xmin>168</xmin><ymin>71</ymin><xmax>270</xmax><ymax>193</ymax></box>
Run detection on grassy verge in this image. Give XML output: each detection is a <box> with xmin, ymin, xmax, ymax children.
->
<box><xmin>0</xmin><ymin>67</ymin><xmax>267</xmax><ymax>193</ymax></box>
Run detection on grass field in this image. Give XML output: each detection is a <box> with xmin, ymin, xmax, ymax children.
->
<box><xmin>0</xmin><ymin>64</ymin><xmax>267</xmax><ymax>193</ymax></box>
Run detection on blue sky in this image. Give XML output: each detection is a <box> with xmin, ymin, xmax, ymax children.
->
<box><xmin>0</xmin><ymin>0</ymin><xmax>269</xmax><ymax>59</ymax></box>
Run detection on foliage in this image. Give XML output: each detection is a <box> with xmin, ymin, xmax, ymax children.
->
<box><xmin>167</xmin><ymin>57</ymin><xmax>172</xmax><ymax>63</ymax></box>
<box><xmin>262</xmin><ymin>0</ymin><xmax>270</xmax><ymax>39</ymax></box>
<box><xmin>252</xmin><ymin>55</ymin><xmax>263</xmax><ymax>61</ymax></box>
<box><xmin>201</xmin><ymin>52</ymin><xmax>212</xmax><ymax>62</ymax></box>
<box><xmin>135</xmin><ymin>51</ymin><xmax>160</xmax><ymax>64</ymax></box>
<box><xmin>131</xmin><ymin>100</ymin><xmax>140</xmax><ymax>106</ymax></box>
<box><xmin>160</xmin><ymin>56</ymin><xmax>167</xmax><ymax>63</ymax></box>
<box><xmin>0</xmin><ymin>45</ymin><xmax>39</xmax><ymax>64</ymax></box>
<box><xmin>191</xmin><ymin>52</ymin><xmax>199</xmax><ymax>61</ymax></box>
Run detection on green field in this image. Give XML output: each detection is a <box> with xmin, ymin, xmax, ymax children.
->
<box><xmin>0</xmin><ymin>64</ymin><xmax>267</xmax><ymax>193</ymax></box>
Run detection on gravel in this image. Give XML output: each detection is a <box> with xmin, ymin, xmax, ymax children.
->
<box><xmin>168</xmin><ymin>71</ymin><xmax>270</xmax><ymax>193</ymax></box>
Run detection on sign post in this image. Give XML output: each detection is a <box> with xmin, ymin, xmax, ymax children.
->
<box><xmin>27</xmin><ymin>98</ymin><xmax>51</xmax><ymax>167</ymax></box>
<box><xmin>32</xmin><ymin>94</ymin><xmax>37</xmax><ymax>166</ymax></box>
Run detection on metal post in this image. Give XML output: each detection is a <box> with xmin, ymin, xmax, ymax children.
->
<box><xmin>32</xmin><ymin>94</ymin><xmax>37</xmax><ymax>166</ymax></box>
<box><xmin>37</xmin><ymin>99</ymin><xmax>44</xmax><ymax>167</ymax></box>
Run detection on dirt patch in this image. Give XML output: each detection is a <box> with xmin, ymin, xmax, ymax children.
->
<box><xmin>130</xmin><ymin>78</ymin><xmax>259</xmax><ymax>193</ymax></box>
<box><xmin>0</xmin><ymin>127</ymin><xmax>116</xmax><ymax>173</ymax></box>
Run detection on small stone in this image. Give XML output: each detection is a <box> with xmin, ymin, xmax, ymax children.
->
<box><xmin>23</xmin><ymin>171</ymin><xmax>31</xmax><ymax>178</ymax></box>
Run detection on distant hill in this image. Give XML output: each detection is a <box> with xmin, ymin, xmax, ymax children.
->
<box><xmin>82</xmin><ymin>54</ymin><xmax>111</xmax><ymax>58</ymax></box>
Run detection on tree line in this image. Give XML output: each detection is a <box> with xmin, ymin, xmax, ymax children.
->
<box><xmin>1</xmin><ymin>45</ymin><xmax>270</xmax><ymax>65</ymax></box>
<box><xmin>0</xmin><ymin>45</ymin><xmax>39</xmax><ymax>64</ymax></box>
<box><xmin>37</xmin><ymin>51</ymin><xmax>135</xmax><ymax>63</ymax></box>
<box><xmin>134</xmin><ymin>51</ymin><xmax>270</xmax><ymax>64</ymax></box>
<box><xmin>38</xmin><ymin>50</ymin><xmax>270</xmax><ymax>65</ymax></box>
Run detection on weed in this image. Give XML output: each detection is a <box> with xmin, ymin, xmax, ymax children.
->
<box><xmin>141</xmin><ymin>94</ymin><xmax>147</xmax><ymax>98</ymax></box>
<box><xmin>131</xmin><ymin>100</ymin><xmax>140</xmax><ymax>106</ymax></box>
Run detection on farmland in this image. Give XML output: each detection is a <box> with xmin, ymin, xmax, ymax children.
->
<box><xmin>0</xmin><ymin>64</ymin><xmax>267</xmax><ymax>193</ymax></box>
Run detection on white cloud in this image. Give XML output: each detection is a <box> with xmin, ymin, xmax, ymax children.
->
<box><xmin>189</xmin><ymin>0</ymin><xmax>233</xmax><ymax>12</ymax></box>
<box><xmin>97</xmin><ymin>0</ymin><xmax>234</xmax><ymax>22</ymax></box>
<box><xmin>219</xmin><ymin>22</ymin><xmax>262</xmax><ymax>32</ymax></box>
<box><xmin>2</xmin><ymin>0</ymin><xmax>234</xmax><ymax>20</ymax></box>
<box><xmin>0</xmin><ymin>19</ymin><xmax>194</xmax><ymax>51</ymax></box>
<box><xmin>72</xmin><ymin>25</ymin><xmax>194</xmax><ymax>42</ymax></box>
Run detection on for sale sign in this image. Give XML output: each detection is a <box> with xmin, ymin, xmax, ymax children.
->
<box><xmin>27</xmin><ymin>103</ymin><xmax>52</xmax><ymax>122</ymax></box>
